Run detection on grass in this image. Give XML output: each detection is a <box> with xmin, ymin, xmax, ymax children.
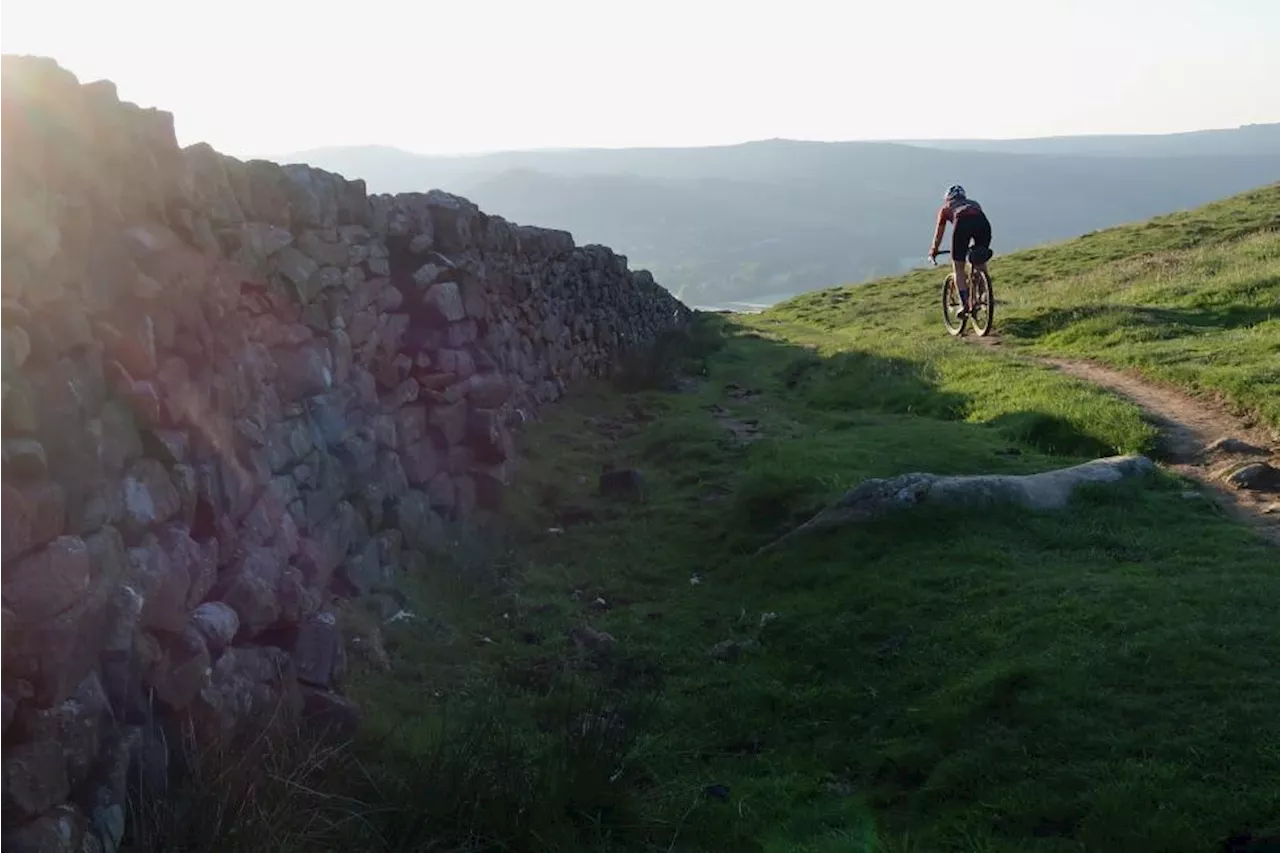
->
<box><xmin>129</xmin><ymin>186</ymin><xmax>1280</xmax><ymax>852</ymax></box>
<box><xmin>771</xmin><ymin>182</ymin><xmax>1280</xmax><ymax>432</ymax></box>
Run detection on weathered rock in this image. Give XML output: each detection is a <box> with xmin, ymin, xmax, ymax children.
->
<box><xmin>2</xmin><ymin>803</ymin><xmax>88</xmax><ymax>853</ymax></box>
<box><xmin>389</xmin><ymin>490</ymin><xmax>444</xmax><ymax>552</ymax></box>
<box><xmin>401</xmin><ymin>437</ymin><xmax>440</xmax><ymax>486</ymax></box>
<box><xmin>0</xmin><ymin>481</ymin><xmax>34</xmax><ymax>560</ymax></box>
<box><xmin>1224</xmin><ymin>461</ymin><xmax>1280</xmax><ymax>491</ymax></box>
<box><xmin>428</xmin><ymin>400</ymin><xmax>468</xmax><ymax>446</ymax></box>
<box><xmin>292</xmin><ymin>612</ymin><xmax>346</xmax><ymax>689</ymax></box>
<box><xmin>189</xmin><ymin>646</ymin><xmax>301</xmax><ymax>739</ymax></box>
<box><xmin>191</xmin><ymin>601</ymin><xmax>240</xmax><ymax>654</ymax></box>
<box><xmin>3</xmin><ymin>739</ymin><xmax>71</xmax><ymax>819</ymax></box>
<box><xmin>423</xmin><ymin>281</ymin><xmax>466</xmax><ymax>322</ymax></box>
<box><xmin>2</xmin><ymin>536</ymin><xmax>92</xmax><ymax>627</ymax></box>
<box><xmin>127</xmin><ymin>534</ymin><xmax>188</xmax><ymax>633</ymax></box>
<box><xmin>12</xmin><ymin>672</ymin><xmax>111</xmax><ymax>791</ymax></box>
<box><xmin>222</xmin><ymin>548</ymin><xmax>283</xmax><ymax>638</ymax></box>
<box><xmin>3</xmin><ymin>438</ymin><xmax>49</xmax><ymax>479</ymax></box>
<box><xmin>121</xmin><ymin>458</ymin><xmax>182</xmax><ymax>539</ymax></box>
<box><xmin>1207</xmin><ymin>436</ymin><xmax>1271</xmax><ymax>456</ymax></box>
<box><xmin>757</xmin><ymin>455</ymin><xmax>1159</xmax><ymax>555</ymax></box>
<box><xmin>600</xmin><ymin>468</ymin><xmax>645</xmax><ymax>501</ymax></box>
<box><xmin>148</xmin><ymin>624</ymin><xmax>211</xmax><ymax>709</ymax></box>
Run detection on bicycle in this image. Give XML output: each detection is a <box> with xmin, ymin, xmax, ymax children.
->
<box><xmin>931</xmin><ymin>247</ymin><xmax>995</xmax><ymax>337</ymax></box>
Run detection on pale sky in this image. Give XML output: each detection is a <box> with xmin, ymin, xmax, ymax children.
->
<box><xmin>2</xmin><ymin>0</ymin><xmax>1277</xmax><ymax>159</ymax></box>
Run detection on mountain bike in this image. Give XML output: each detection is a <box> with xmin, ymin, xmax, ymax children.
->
<box><xmin>931</xmin><ymin>248</ymin><xmax>995</xmax><ymax>337</ymax></box>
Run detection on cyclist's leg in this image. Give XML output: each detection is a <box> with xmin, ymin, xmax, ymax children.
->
<box><xmin>970</xmin><ymin>214</ymin><xmax>993</xmax><ymax>282</ymax></box>
<box><xmin>951</xmin><ymin>218</ymin><xmax>974</xmax><ymax>311</ymax></box>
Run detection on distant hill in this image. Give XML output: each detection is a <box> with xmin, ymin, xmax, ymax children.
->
<box><xmin>279</xmin><ymin>127</ymin><xmax>1280</xmax><ymax>308</ymax></box>
<box><xmin>897</xmin><ymin>123</ymin><xmax>1280</xmax><ymax>157</ymax></box>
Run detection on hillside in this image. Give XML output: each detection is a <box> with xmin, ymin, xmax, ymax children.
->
<box><xmin>169</xmin><ymin>187</ymin><xmax>1280</xmax><ymax>852</ymax></box>
<box><xmin>282</xmin><ymin>130</ymin><xmax>1280</xmax><ymax>308</ymax></box>
<box><xmin>897</xmin><ymin>122</ymin><xmax>1280</xmax><ymax>157</ymax></box>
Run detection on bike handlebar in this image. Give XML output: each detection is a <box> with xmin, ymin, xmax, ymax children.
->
<box><xmin>929</xmin><ymin>249</ymin><xmax>951</xmax><ymax>266</ymax></box>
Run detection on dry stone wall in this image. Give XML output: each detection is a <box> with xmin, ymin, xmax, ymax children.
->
<box><xmin>0</xmin><ymin>55</ymin><xmax>690</xmax><ymax>851</ymax></box>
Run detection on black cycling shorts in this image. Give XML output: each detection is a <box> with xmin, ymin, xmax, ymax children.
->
<box><xmin>952</xmin><ymin>212</ymin><xmax>992</xmax><ymax>264</ymax></box>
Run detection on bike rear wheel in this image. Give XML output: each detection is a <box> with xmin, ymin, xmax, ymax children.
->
<box><xmin>941</xmin><ymin>273</ymin><xmax>967</xmax><ymax>336</ymax></box>
<box><xmin>969</xmin><ymin>270</ymin><xmax>995</xmax><ymax>337</ymax></box>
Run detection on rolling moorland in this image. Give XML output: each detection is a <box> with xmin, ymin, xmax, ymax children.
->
<box><xmin>282</xmin><ymin>125</ymin><xmax>1280</xmax><ymax>309</ymax></box>
<box><xmin>135</xmin><ymin>184</ymin><xmax>1280</xmax><ymax>852</ymax></box>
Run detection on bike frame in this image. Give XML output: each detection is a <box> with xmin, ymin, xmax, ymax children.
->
<box><xmin>931</xmin><ymin>249</ymin><xmax>973</xmax><ymax>306</ymax></box>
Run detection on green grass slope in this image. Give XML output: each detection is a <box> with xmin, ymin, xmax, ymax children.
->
<box><xmin>773</xmin><ymin>183</ymin><xmax>1280</xmax><ymax>431</ymax></box>
<box><xmin>129</xmin><ymin>187</ymin><xmax>1280</xmax><ymax>853</ymax></box>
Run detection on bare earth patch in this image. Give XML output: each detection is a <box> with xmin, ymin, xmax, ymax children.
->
<box><xmin>1043</xmin><ymin>357</ymin><xmax>1280</xmax><ymax>545</ymax></box>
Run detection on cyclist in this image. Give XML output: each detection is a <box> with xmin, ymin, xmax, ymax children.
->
<box><xmin>928</xmin><ymin>185</ymin><xmax>992</xmax><ymax>315</ymax></box>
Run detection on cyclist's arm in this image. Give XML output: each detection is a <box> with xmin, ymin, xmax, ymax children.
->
<box><xmin>929</xmin><ymin>206</ymin><xmax>948</xmax><ymax>255</ymax></box>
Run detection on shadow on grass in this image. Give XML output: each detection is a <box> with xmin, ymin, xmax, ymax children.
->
<box><xmin>123</xmin><ymin>312</ymin><xmax>1216</xmax><ymax>853</ymax></box>
<box><xmin>1001</xmin><ymin>303</ymin><xmax>1277</xmax><ymax>342</ymax></box>
<box><xmin>985</xmin><ymin>410</ymin><xmax>1120</xmax><ymax>458</ymax></box>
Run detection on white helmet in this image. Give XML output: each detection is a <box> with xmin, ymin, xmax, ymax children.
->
<box><xmin>945</xmin><ymin>184</ymin><xmax>966</xmax><ymax>201</ymax></box>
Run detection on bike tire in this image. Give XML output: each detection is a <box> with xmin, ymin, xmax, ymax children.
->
<box><xmin>942</xmin><ymin>273</ymin><xmax>966</xmax><ymax>336</ymax></box>
<box><xmin>970</xmin><ymin>271</ymin><xmax>995</xmax><ymax>337</ymax></box>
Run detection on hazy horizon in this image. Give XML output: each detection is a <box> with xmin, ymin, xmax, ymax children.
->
<box><xmin>282</xmin><ymin>121</ymin><xmax>1278</xmax><ymax>161</ymax></box>
<box><xmin>3</xmin><ymin>0</ymin><xmax>1278</xmax><ymax>160</ymax></box>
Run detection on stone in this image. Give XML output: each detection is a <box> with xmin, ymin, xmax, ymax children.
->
<box><xmin>2</xmin><ymin>535</ymin><xmax>91</xmax><ymax>626</ymax></box>
<box><xmin>454</xmin><ymin>474</ymin><xmax>477</xmax><ymax>520</ymax></box>
<box><xmin>2</xmin><ymin>803</ymin><xmax>87</xmax><ymax>852</ymax></box>
<box><xmin>3</xmin><ymin>438</ymin><xmax>48</xmax><ymax>479</ymax></box>
<box><xmin>127</xmin><ymin>534</ymin><xmax>189</xmax><ymax>633</ymax></box>
<box><xmin>276</xmin><ymin>341</ymin><xmax>333</xmax><ymax>400</ymax></box>
<box><xmin>464</xmin><ymin>373</ymin><xmax>510</xmax><ymax>408</ymax></box>
<box><xmin>395</xmin><ymin>405</ymin><xmax>428</xmax><ymax>449</ymax></box>
<box><xmin>3</xmin><ymin>324</ymin><xmax>32</xmax><ymax>369</ymax></box>
<box><xmin>370</xmin><ymin>413</ymin><xmax>398</xmax><ymax>448</ymax></box>
<box><xmin>1207</xmin><ymin>436</ymin><xmax>1271</xmax><ymax>456</ymax></box>
<box><xmin>189</xmin><ymin>646</ymin><xmax>301</xmax><ymax>739</ymax></box>
<box><xmin>297</xmin><ymin>229</ymin><xmax>350</xmax><ymax>267</ymax></box>
<box><xmin>426</xmin><ymin>471</ymin><xmax>455</xmax><ymax>512</ymax></box>
<box><xmin>468</xmin><ymin>409</ymin><xmax>514</xmax><ymax>464</ymax></box>
<box><xmin>1224</xmin><ymin>462</ymin><xmax>1280</xmax><ymax>491</ymax></box>
<box><xmin>292</xmin><ymin>611</ymin><xmax>346</xmax><ymax>689</ymax></box>
<box><xmin>273</xmin><ymin>245</ymin><xmax>319</xmax><ymax>288</ymax></box>
<box><xmin>148</xmin><ymin>624</ymin><xmax>211</xmax><ymax>710</ymax></box>
<box><xmin>158</xmin><ymin>524</ymin><xmax>217</xmax><ymax>609</ymax></box>
<box><xmin>389</xmin><ymin>490</ymin><xmax>445</xmax><ymax>552</ymax></box>
<box><xmin>428</xmin><ymin>399</ymin><xmax>468</xmax><ymax>446</ymax></box>
<box><xmin>227</xmin><ymin>222</ymin><xmax>293</xmax><ymax>267</ymax></box>
<box><xmin>340</xmin><ymin>537</ymin><xmax>386</xmax><ymax>596</ymax></box>
<box><xmin>191</xmin><ymin>601</ymin><xmax>240</xmax><ymax>653</ymax></box>
<box><xmin>222</xmin><ymin>548</ymin><xmax>283</xmax><ymax>639</ymax></box>
<box><xmin>2</xmin><ymin>739</ymin><xmax>70</xmax><ymax>820</ymax></box>
<box><xmin>145</xmin><ymin>429</ymin><xmax>191</xmax><ymax>465</ymax></box>
<box><xmin>13</xmin><ymin>672</ymin><xmax>111</xmax><ymax>790</ymax></box>
<box><xmin>401</xmin><ymin>437</ymin><xmax>440</xmax><ymax>486</ymax></box>
<box><xmin>600</xmin><ymin>468</ymin><xmax>644</xmax><ymax>501</ymax></box>
<box><xmin>423</xmin><ymin>280</ymin><xmax>466</xmax><ymax>322</ymax></box>
<box><xmin>121</xmin><ymin>458</ymin><xmax>182</xmax><ymax>539</ymax></box>
<box><xmin>2</xmin><ymin>480</ymin><xmax>67</xmax><ymax>561</ymax></box>
<box><xmin>378</xmin><ymin>450</ymin><xmax>410</xmax><ymax>500</ymax></box>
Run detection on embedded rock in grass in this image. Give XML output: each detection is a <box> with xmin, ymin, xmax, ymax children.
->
<box><xmin>757</xmin><ymin>455</ymin><xmax>1159</xmax><ymax>554</ymax></box>
<box><xmin>1223</xmin><ymin>461</ymin><xmax>1280</xmax><ymax>492</ymax></box>
<box><xmin>599</xmin><ymin>467</ymin><xmax>644</xmax><ymax>500</ymax></box>
<box><xmin>1207</xmin><ymin>436</ymin><xmax>1272</xmax><ymax>457</ymax></box>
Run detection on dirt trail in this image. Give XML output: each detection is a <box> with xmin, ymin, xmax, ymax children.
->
<box><xmin>1041</xmin><ymin>356</ymin><xmax>1280</xmax><ymax>545</ymax></box>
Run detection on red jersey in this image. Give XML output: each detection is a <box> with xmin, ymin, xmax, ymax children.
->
<box><xmin>938</xmin><ymin>196</ymin><xmax>984</xmax><ymax>225</ymax></box>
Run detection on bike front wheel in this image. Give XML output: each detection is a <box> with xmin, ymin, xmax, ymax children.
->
<box><xmin>969</xmin><ymin>271</ymin><xmax>995</xmax><ymax>337</ymax></box>
<box><xmin>941</xmin><ymin>274</ymin><xmax>966</xmax><ymax>336</ymax></box>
